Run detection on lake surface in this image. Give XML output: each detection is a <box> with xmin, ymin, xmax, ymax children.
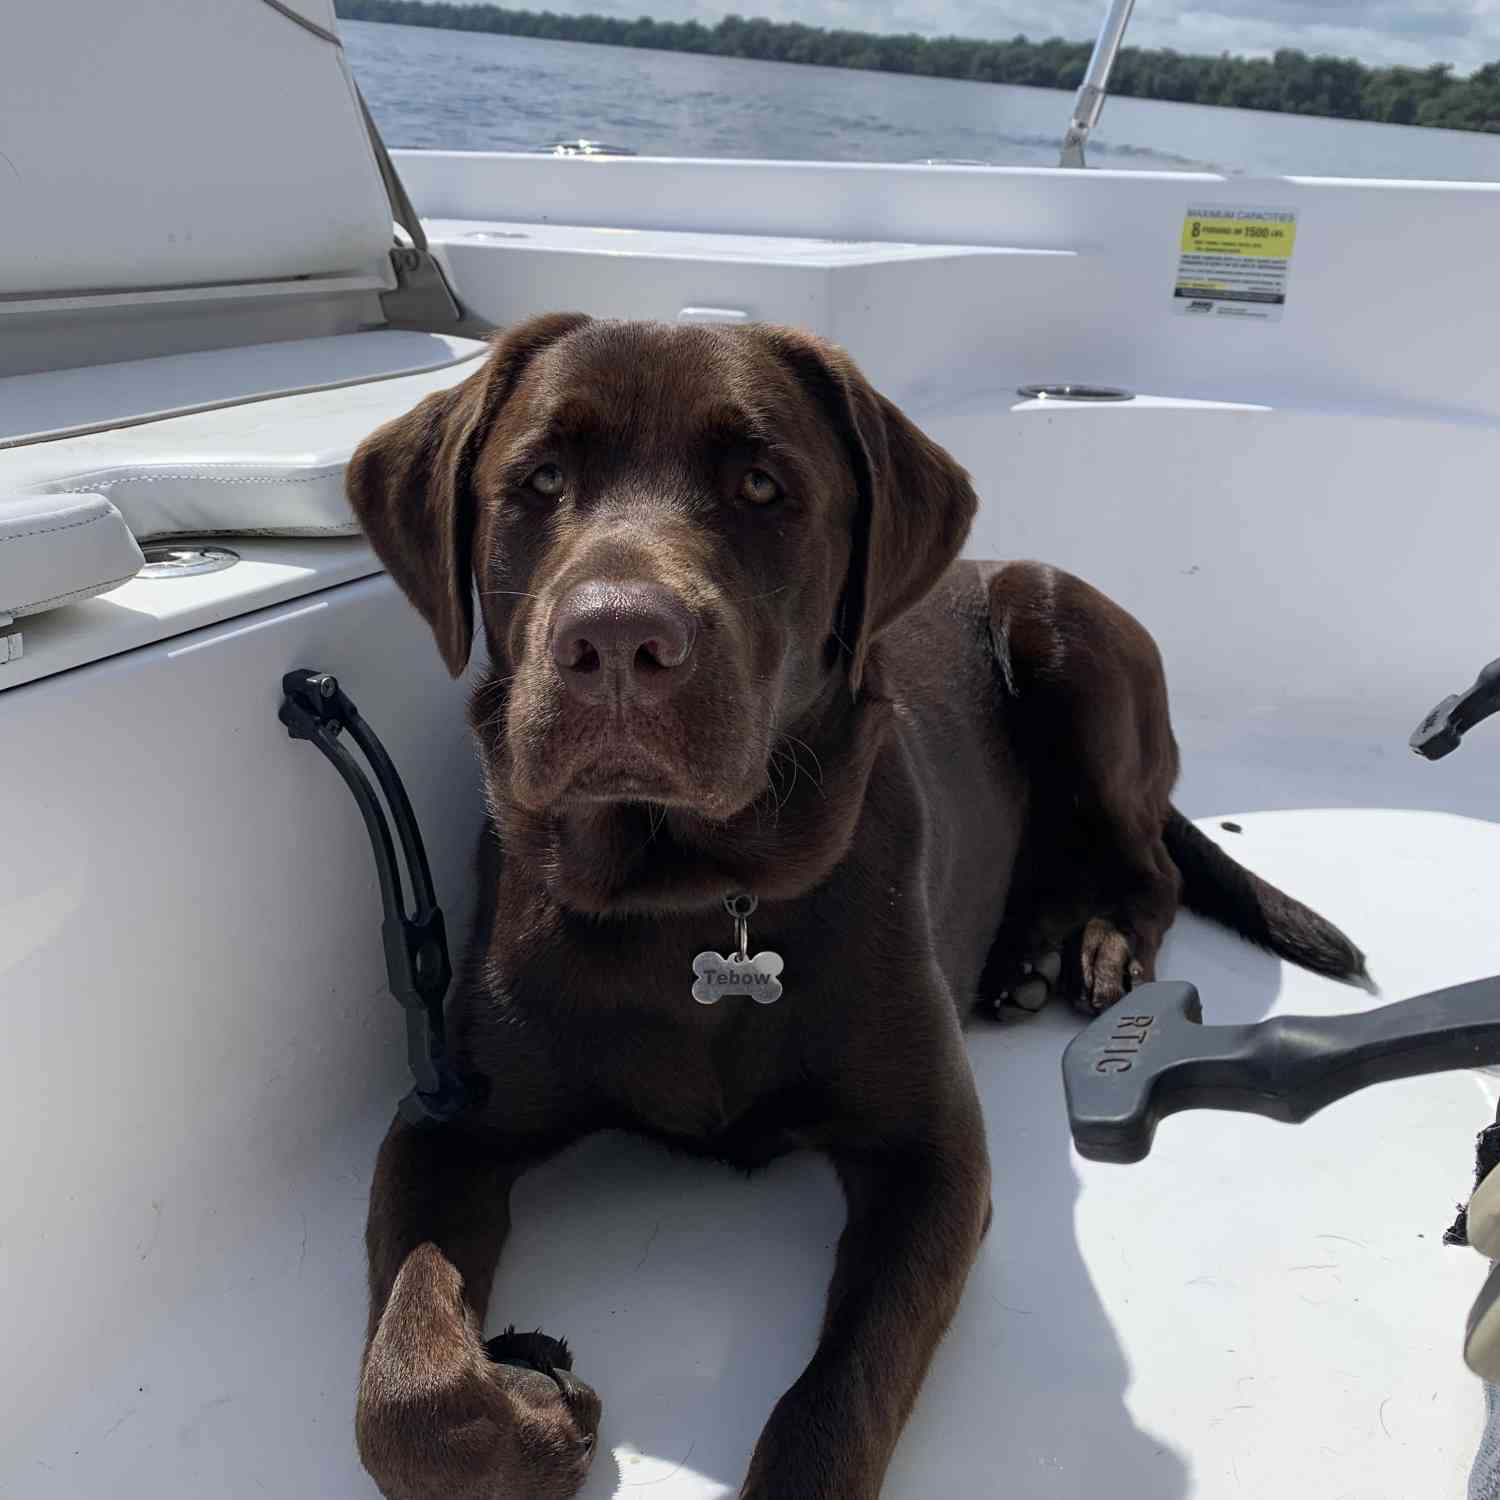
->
<box><xmin>344</xmin><ymin>17</ymin><xmax>1500</xmax><ymax>181</ymax></box>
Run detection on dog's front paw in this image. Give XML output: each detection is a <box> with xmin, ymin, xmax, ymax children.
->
<box><xmin>487</xmin><ymin>1326</ymin><xmax>602</xmax><ymax>1484</ymax></box>
<box><xmin>358</xmin><ymin>1325</ymin><xmax>600</xmax><ymax>1500</ymax></box>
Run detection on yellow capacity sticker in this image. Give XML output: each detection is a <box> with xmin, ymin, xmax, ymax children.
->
<box><xmin>1174</xmin><ymin>204</ymin><xmax>1297</xmax><ymax>320</ymax></box>
<box><xmin>1180</xmin><ymin>211</ymin><xmax>1296</xmax><ymax>259</ymax></box>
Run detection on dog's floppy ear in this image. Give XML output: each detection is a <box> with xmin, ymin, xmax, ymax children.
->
<box><xmin>345</xmin><ymin>312</ymin><xmax>593</xmax><ymax>676</ymax></box>
<box><xmin>764</xmin><ymin>329</ymin><xmax>978</xmax><ymax>694</ymax></box>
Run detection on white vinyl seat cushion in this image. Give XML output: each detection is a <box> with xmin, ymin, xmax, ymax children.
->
<box><xmin>0</xmin><ymin>331</ymin><xmax>488</xmax><ymax>622</ymax></box>
<box><xmin>0</xmin><ymin>492</ymin><xmax>143</xmax><ymax>620</ymax></box>
<box><xmin>0</xmin><ymin>331</ymin><xmax>487</xmax><ymax>450</ymax></box>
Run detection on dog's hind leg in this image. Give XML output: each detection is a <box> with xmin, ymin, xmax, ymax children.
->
<box><xmin>984</xmin><ymin>561</ymin><xmax>1184</xmax><ymax>1015</ymax></box>
<box><xmin>357</xmin><ymin>1118</ymin><xmax>600</xmax><ymax>1500</ymax></box>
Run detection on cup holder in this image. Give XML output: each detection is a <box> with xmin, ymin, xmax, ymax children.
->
<box><xmin>1017</xmin><ymin>384</ymin><xmax>1134</xmax><ymax>402</ymax></box>
<box><xmin>139</xmin><ymin>545</ymin><xmax>239</xmax><ymax>579</ymax></box>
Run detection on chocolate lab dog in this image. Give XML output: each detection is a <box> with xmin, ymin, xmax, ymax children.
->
<box><xmin>345</xmin><ymin>313</ymin><xmax>1364</xmax><ymax>1500</ymax></box>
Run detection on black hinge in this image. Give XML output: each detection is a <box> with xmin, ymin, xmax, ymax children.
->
<box><xmin>381</xmin><ymin>245</ymin><xmax>467</xmax><ymax>332</ymax></box>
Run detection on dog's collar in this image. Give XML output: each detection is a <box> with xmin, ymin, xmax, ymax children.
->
<box><xmin>691</xmin><ymin>892</ymin><xmax>785</xmax><ymax>1006</ymax></box>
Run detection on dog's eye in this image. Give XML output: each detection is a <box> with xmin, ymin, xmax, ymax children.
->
<box><xmin>740</xmin><ymin>469</ymin><xmax>780</xmax><ymax>505</ymax></box>
<box><xmin>527</xmin><ymin>463</ymin><xmax>565</xmax><ymax>499</ymax></box>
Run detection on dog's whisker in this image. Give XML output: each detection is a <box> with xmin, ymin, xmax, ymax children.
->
<box><xmin>469</xmin><ymin>675</ymin><xmax>519</xmax><ymax>735</ymax></box>
<box><xmin>470</xmin><ymin>696</ymin><xmax>515</xmax><ymax>735</ymax></box>
<box><xmin>765</xmin><ymin>746</ymin><xmax>799</xmax><ymax>818</ymax></box>
<box><xmin>647</xmin><ymin>801</ymin><xmax>668</xmax><ymax>841</ymax></box>
<box><xmin>778</xmin><ymin>747</ymin><xmax>802</xmax><ymax>814</ymax></box>
<box><xmin>780</xmin><ymin>733</ymin><xmax>825</xmax><ymax>791</ymax></box>
<box><xmin>751</xmin><ymin>758</ymin><xmax>784</xmax><ymax>828</ymax></box>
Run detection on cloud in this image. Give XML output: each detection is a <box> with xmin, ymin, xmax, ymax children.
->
<box><xmin>448</xmin><ymin>0</ymin><xmax>1500</xmax><ymax>74</ymax></box>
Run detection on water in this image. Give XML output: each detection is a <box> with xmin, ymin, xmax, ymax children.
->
<box><xmin>344</xmin><ymin>18</ymin><xmax>1500</xmax><ymax>181</ymax></box>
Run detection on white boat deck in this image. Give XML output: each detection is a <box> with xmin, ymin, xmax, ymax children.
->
<box><xmin>515</xmin><ymin>805</ymin><xmax>1496</xmax><ymax>1500</ymax></box>
<box><xmin>14</xmin><ymin>717</ymin><xmax>1492</xmax><ymax>1498</ymax></box>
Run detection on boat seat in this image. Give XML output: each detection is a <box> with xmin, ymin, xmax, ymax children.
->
<box><xmin>0</xmin><ymin>492</ymin><xmax>144</xmax><ymax>634</ymax></box>
<box><xmin>0</xmin><ymin>330</ymin><xmax>488</xmax><ymax>629</ymax></box>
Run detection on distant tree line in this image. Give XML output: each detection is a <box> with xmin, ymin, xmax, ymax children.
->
<box><xmin>334</xmin><ymin>0</ymin><xmax>1500</xmax><ymax>132</ymax></box>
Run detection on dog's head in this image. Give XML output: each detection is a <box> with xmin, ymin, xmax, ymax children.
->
<box><xmin>347</xmin><ymin>315</ymin><xmax>976</xmax><ymax>823</ymax></box>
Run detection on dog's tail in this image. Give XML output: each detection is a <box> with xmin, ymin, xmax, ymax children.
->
<box><xmin>1164</xmin><ymin>807</ymin><xmax>1367</xmax><ymax>984</ymax></box>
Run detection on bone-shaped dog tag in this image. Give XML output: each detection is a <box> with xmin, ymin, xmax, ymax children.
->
<box><xmin>692</xmin><ymin>950</ymin><xmax>784</xmax><ymax>1005</ymax></box>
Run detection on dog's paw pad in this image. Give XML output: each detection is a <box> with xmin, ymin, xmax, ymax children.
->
<box><xmin>1008</xmin><ymin>976</ymin><xmax>1052</xmax><ymax>1013</ymax></box>
<box><xmin>486</xmin><ymin>1326</ymin><xmax>574</xmax><ymax>1374</ymax></box>
<box><xmin>1033</xmin><ymin>949</ymin><xmax>1063</xmax><ymax>984</ymax></box>
<box><xmin>989</xmin><ymin>948</ymin><xmax>1063</xmax><ymax>1017</ymax></box>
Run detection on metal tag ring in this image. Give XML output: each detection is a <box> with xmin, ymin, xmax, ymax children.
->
<box><xmin>724</xmin><ymin>893</ymin><xmax>757</xmax><ymax>961</ymax></box>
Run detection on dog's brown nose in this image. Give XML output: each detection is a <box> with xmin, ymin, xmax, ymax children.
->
<box><xmin>550</xmin><ymin>581</ymin><xmax>698</xmax><ymax>703</ymax></box>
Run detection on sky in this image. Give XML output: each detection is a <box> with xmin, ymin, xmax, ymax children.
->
<box><xmin>435</xmin><ymin>0</ymin><xmax>1500</xmax><ymax>73</ymax></box>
